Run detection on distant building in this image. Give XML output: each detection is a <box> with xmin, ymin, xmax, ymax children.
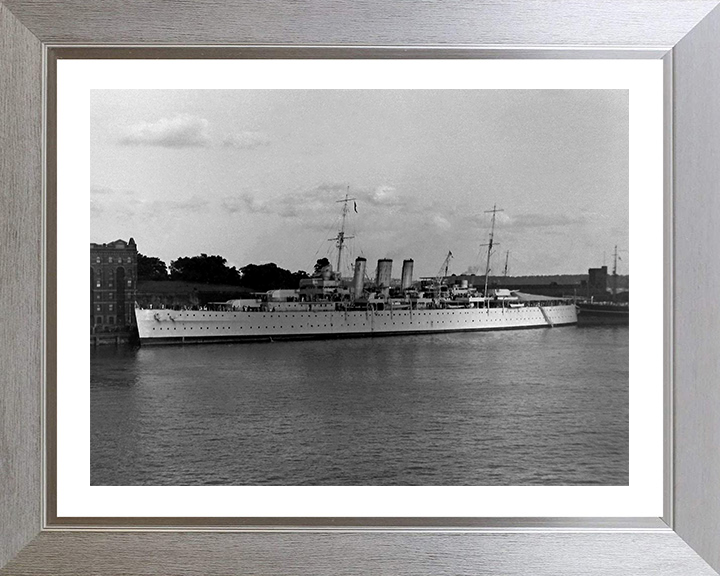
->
<box><xmin>446</xmin><ymin>274</ymin><xmax>580</xmax><ymax>298</ymax></box>
<box><xmin>587</xmin><ymin>265</ymin><xmax>608</xmax><ymax>298</ymax></box>
<box><xmin>90</xmin><ymin>238</ymin><xmax>138</xmax><ymax>333</ymax></box>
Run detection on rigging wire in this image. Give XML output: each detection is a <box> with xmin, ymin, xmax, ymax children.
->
<box><xmin>313</xmin><ymin>213</ymin><xmax>342</xmax><ymax>263</ymax></box>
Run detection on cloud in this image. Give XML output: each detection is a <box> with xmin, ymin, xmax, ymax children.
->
<box><xmin>316</xmin><ymin>184</ymin><xmax>414</xmax><ymax>212</ymax></box>
<box><xmin>221</xmin><ymin>183</ymin><xmax>412</xmax><ymax>221</ymax></box>
<box><xmin>505</xmin><ymin>213</ymin><xmax>588</xmax><ymax>229</ymax></box>
<box><xmin>91</xmin><ymin>184</ymin><xmax>135</xmax><ymax>196</ymax></box>
<box><xmin>91</xmin><ymin>188</ymin><xmax>209</xmax><ymax>222</ymax></box>
<box><xmin>364</xmin><ymin>185</ymin><xmax>410</xmax><ymax>208</ymax></box>
<box><xmin>221</xmin><ymin>194</ymin><xmax>274</xmax><ymax>215</ymax></box>
<box><xmin>222</xmin><ymin>131</ymin><xmax>271</xmax><ymax>149</ymax></box>
<box><xmin>91</xmin><ymin>185</ymin><xmax>143</xmax><ymax>218</ymax></box>
<box><xmin>90</xmin><ymin>199</ymin><xmax>104</xmax><ymax>217</ymax></box>
<box><xmin>91</xmin><ymin>185</ymin><xmax>116</xmax><ymax>195</ymax></box>
<box><xmin>220</xmin><ymin>197</ymin><xmax>246</xmax><ymax>214</ymax></box>
<box><xmin>460</xmin><ymin>211</ymin><xmax>587</xmax><ymax>231</ymax></box>
<box><xmin>316</xmin><ymin>183</ymin><xmax>348</xmax><ymax>193</ymax></box>
<box><xmin>431</xmin><ymin>214</ymin><xmax>452</xmax><ymax>230</ymax></box>
<box><xmin>147</xmin><ymin>197</ymin><xmax>210</xmax><ymax>213</ymax></box>
<box><xmin>221</xmin><ymin>184</ymin><xmax>363</xmax><ymax>231</ymax></box>
<box><xmin>118</xmin><ymin>115</ymin><xmax>211</xmax><ymax>148</ymax></box>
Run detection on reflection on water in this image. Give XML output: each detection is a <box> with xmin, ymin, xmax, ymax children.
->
<box><xmin>91</xmin><ymin>326</ymin><xmax>628</xmax><ymax>486</ymax></box>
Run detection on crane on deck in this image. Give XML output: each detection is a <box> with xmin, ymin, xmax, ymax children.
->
<box><xmin>435</xmin><ymin>250</ymin><xmax>453</xmax><ymax>287</ymax></box>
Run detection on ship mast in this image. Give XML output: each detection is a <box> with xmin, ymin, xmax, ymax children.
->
<box><xmin>482</xmin><ymin>205</ymin><xmax>504</xmax><ymax>299</ymax></box>
<box><xmin>329</xmin><ymin>190</ymin><xmax>356</xmax><ymax>278</ymax></box>
<box><xmin>612</xmin><ymin>244</ymin><xmax>618</xmax><ymax>299</ymax></box>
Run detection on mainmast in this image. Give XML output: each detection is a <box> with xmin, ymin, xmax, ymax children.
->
<box><xmin>329</xmin><ymin>190</ymin><xmax>356</xmax><ymax>278</ymax></box>
<box><xmin>482</xmin><ymin>205</ymin><xmax>504</xmax><ymax>299</ymax></box>
<box><xmin>612</xmin><ymin>244</ymin><xmax>618</xmax><ymax>299</ymax></box>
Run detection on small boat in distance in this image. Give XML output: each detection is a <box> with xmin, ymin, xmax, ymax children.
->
<box><xmin>134</xmin><ymin>199</ymin><xmax>578</xmax><ymax>345</ymax></box>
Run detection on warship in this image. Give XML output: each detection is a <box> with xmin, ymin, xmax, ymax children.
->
<box><xmin>135</xmin><ymin>198</ymin><xmax>578</xmax><ymax>345</ymax></box>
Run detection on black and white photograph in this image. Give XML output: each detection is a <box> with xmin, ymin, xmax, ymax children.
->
<box><xmin>10</xmin><ymin>2</ymin><xmax>720</xmax><ymax>574</ymax></box>
<box><xmin>89</xmin><ymin>88</ymin><xmax>629</xmax><ymax>487</ymax></box>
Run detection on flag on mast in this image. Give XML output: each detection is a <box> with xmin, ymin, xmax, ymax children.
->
<box><xmin>353</xmin><ymin>201</ymin><xmax>358</xmax><ymax>213</ymax></box>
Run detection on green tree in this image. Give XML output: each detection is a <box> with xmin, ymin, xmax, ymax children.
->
<box><xmin>169</xmin><ymin>254</ymin><xmax>242</xmax><ymax>285</ymax></box>
<box><xmin>137</xmin><ymin>253</ymin><xmax>169</xmax><ymax>281</ymax></box>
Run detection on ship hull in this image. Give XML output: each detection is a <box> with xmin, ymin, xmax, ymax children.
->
<box><xmin>576</xmin><ymin>303</ymin><xmax>629</xmax><ymax>325</ymax></box>
<box><xmin>135</xmin><ymin>304</ymin><xmax>578</xmax><ymax>345</ymax></box>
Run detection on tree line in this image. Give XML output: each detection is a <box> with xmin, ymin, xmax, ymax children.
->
<box><xmin>137</xmin><ymin>253</ymin><xmax>325</xmax><ymax>292</ymax></box>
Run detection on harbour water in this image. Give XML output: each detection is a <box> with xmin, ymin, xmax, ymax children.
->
<box><xmin>91</xmin><ymin>325</ymin><xmax>628</xmax><ymax>486</ymax></box>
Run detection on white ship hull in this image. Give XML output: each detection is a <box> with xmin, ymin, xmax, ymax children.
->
<box><xmin>135</xmin><ymin>304</ymin><xmax>578</xmax><ymax>345</ymax></box>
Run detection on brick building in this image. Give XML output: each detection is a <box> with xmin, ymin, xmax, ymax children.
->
<box><xmin>90</xmin><ymin>238</ymin><xmax>138</xmax><ymax>333</ymax></box>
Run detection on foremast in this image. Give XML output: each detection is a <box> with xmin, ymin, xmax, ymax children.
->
<box><xmin>329</xmin><ymin>190</ymin><xmax>356</xmax><ymax>278</ymax></box>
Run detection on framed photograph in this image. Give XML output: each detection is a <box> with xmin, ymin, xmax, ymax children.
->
<box><xmin>2</xmin><ymin>2</ymin><xmax>720</xmax><ymax>575</ymax></box>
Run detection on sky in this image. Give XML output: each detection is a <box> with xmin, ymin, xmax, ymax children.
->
<box><xmin>90</xmin><ymin>89</ymin><xmax>629</xmax><ymax>278</ymax></box>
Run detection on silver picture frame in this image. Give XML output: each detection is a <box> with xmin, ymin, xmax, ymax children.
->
<box><xmin>2</xmin><ymin>1</ymin><xmax>720</xmax><ymax>574</ymax></box>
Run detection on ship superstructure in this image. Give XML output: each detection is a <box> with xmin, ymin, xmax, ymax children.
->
<box><xmin>135</xmin><ymin>199</ymin><xmax>577</xmax><ymax>344</ymax></box>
